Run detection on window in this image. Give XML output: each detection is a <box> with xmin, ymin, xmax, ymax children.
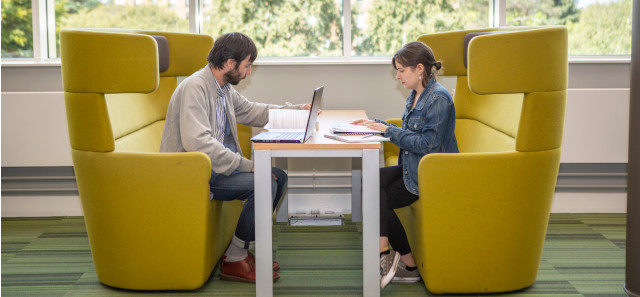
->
<box><xmin>352</xmin><ymin>0</ymin><xmax>490</xmax><ymax>56</ymax></box>
<box><xmin>506</xmin><ymin>0</ymin><xmax>632</xmax><ymax>56</ymax></box>
<box><xmin>1</xmin><ymin>0</ymin><xmax>33</xmax><ymax>58</ymax></box>
<box><xmin>201</xmin><ymin>1</ymin><xmax>343</xmax><ymax>57</ymax></box>
<box><xmin>0</xmin><ymin>0</ymin><xmax>633</xmax><ymax>60</ymax></box>
<box><xmin>48</xmin><ymin>0</ymin><xmax>189</xmax><ymax>58</ymax></box>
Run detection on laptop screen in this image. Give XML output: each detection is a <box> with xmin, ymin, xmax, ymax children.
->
<box><xmin>302</xmin><ymin>86</ymin><xmax>324</xmax><ymax>142</ymax></box>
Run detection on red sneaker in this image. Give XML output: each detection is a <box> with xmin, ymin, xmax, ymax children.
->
<box><xmin>220</xmin><ymin>256</ymin><xmax>280</xmax><ymax>283</ymax></box>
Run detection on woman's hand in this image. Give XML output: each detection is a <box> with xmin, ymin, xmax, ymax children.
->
<box><xmin>350</xmin><ymin>118</ymin><xmax>374</xmax><ymax>125</ymax></box>
<box><xmin>365</xmin><ymin>122</ymin><xmax>389</xmax><ymax>133</ymax></box>
<box><xmin>351</xmin><ymin>119</ymin><xmax>388</xmax><ymax>133</ymax></box>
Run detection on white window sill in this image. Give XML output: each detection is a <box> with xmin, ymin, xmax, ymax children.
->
<box><xmin>1</xmin><ymin>56</ymin><xmax>631</xmax><ymax>67</ymax></box>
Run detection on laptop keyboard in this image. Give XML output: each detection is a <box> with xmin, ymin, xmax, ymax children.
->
<box><xmin>273</xmin><ymin>132</ymin><xmax>304</xmax><ymax>139</ymax></box>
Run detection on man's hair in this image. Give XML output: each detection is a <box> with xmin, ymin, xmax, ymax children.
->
<box><xmin>207</xmin><ymin>32</ymin><xmax>258</xmax><ymax>70</ymax></box>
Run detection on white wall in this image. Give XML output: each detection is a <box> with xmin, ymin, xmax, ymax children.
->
<box><xmin>1</xmin><ymin>92</ymin><xmax>71</xmax><ymax>166</ymax></box>
<box><xmin>0</xmin><ymin>62</ymin><xmax>631</xmax><ymax>216</ymax></box>
<box><xmin>563</xmin><ymin>88</ymin><xmax>630</xmax><ymax>163</ymax></box>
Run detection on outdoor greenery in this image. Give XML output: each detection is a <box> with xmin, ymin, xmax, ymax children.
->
<box><xmin>354</xmin><ymin>0</ymin><xmax>490</xmax><ymax>56</ymax></box>
<box><xmin>1</xmin><ymin>0</ymin><xmax>32</xmax><ymax>57</ymax></box>
<box><xmin>567</xmin><ymin>0</ymin><xmax>633</xmax><ymax>54</ymax></box>
<box><xmin>0</xmin><ymin>0</ymin><xmax>633</xmax><ymax>58</ymax></box>
<box><xmin>507</xmin><ymin>0</ymin><xmax>579</xmax><ymax>26</ymax></box>
<box><xmin>60</xmin><ymin>4</ymin><xmax>188</xmax><ymax>31</ymax></box>
<box><xmin>202</xmin><ymin>0</ymin><xmax>343</xmax><ymax>56</ymax></box>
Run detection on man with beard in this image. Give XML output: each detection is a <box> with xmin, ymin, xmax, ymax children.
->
<box><xmin>160</xmin><ymin>32</ymin><xmax>310</xmax><ymax>283</ymax></box>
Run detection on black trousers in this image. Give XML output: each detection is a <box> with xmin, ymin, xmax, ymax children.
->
<box><xmin>380</xmin><ymin>165</ymin><xmax>419</xmax><ymax>256</ymax></box>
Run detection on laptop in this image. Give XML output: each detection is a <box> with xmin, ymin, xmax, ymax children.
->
<box><xmin>250</xmin><ymin>86</ymin><xmax>324</xmax><ymax>143</ymax></box>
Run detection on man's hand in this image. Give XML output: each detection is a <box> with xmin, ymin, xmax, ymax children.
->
<box><xmin>301</xmin><ymin>104</ymin><xmax>321</xmax><ymax>114</ymax></box>
<box><xmin>251</xmin><ymin>166</ymin><xmax>278</xmax><ymax>180</ymax></box>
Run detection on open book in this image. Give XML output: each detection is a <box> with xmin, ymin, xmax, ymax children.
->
<box><xmin>324</xmin><ymin>133</ymin><xmax>390</xmax><ymax>143</ymax></box>
<box><xmin>330</xmin><ymin>123</ymin><xmax>383</xmax><ymax>135</ymax></box>
<box><xmin>267</xmin><ymin>109</ymin><xmax>311</xmax><ymax>131</ymax></box>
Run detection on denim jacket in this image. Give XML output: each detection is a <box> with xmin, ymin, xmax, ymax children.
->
<box><xmin>378</xmin><ymin>78</ymin><xmax>459</xmax><ymax>195</ymax></box>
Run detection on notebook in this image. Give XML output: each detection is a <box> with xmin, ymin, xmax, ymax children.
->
<box><xmin>324</xmin><ymin>133</ymin><xmax>389</xmax><ymax>143</ymax></box>
<box><xmin>330</xmin><ymin>123</ymin><xmax>384</xmax><ymax>135</ymax></box>
<box><xmin>250</xmin><ymin>86</ymin><xmax>324</xmax><ymax>143</ymax></box>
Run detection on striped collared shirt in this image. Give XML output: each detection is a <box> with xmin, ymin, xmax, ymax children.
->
<box><xmin>212</xmin><ymin>77</ymin><xmax>231</xmax><ymax>144</ymax></box>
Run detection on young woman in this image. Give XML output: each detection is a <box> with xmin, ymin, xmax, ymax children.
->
<box><xmin>351</xmin><ymin>41</ymin><xmax>459</xmax><ymax>288</ymax></box>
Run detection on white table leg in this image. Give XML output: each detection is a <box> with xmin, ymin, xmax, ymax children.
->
<box><xmin>254</xmin><ymin>149</ymin><xmax>273</xmax><ymax>297</ymax></box>
<box><xmin>362</xmin><ymin>149</ymin><xmax>380</xmax><ymax>297</ymax></box>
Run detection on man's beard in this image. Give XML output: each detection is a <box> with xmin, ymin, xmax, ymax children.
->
<box><xmin>224</xmin><ymin>67</ymin><xmax>244</xmax><ymax>85</ymax></box>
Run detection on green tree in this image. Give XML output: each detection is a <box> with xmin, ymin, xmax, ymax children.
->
<box><xmin>1</xmin><ymin>0</ymin><xmax>33</xmax><ymax>57</ymax></box>
<box><xmin>507</xmin><ymin>0</ymin><xmax>579</xmax><ymax>26</ymax></box>
<box><xmin>354</xmin><ymin>0</ymin><xmax>489</xmax><ymax>56</ymax></box>
<box><xmin>53</xmin><ymin>0</ymin><xmax>102</xmax><ymax>56</ymax></box>
<box><xmin>202</xmin><ymin>0</ymin><xmax>342</xmax><ymax>57</ymax></box>
<box><xmin>60</xmin><ymin>4</ymin><xmax>188</xmax><ymax>32</ymax></box>
<box><xmin>57</xmin><ymin>3</ymin><xmax>188</xmax><ymax>56</ymax></box>
<box><xmin>567</xmin><ymin>0</ymin><xmax>632</xmax><ymax>55</ymax></box>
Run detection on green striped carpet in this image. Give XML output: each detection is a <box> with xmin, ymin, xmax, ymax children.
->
<box><xmin>1</xmin><ymin>214</ymin><xmax>627</xmax><ymax>296</ymax></box>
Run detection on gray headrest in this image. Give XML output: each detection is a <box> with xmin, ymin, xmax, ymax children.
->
<box><xmin>463</xmin><ymin>31</ymin><xmax>508</xmax><ymax>68</ymax></box>
<box><xmin>151</xmin><ymin>35</ymin><xmax>169</xmax><ymax>72</ymax></box>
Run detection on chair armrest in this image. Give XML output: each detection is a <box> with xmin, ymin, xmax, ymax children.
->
<box><xmin>72</xmin><ymin>149</ymin><xmax>214</xmax><ymax>247</ymax></box>
<box><xmin>73</xmin><ymin>150</ymin><xmax>212</xmax><ymax>207</ymax></box>
<box><xmin>383</xmin><ymin>118</ymin><xmax>402</xmax><ymax>166</ymax></box>
<box><xmin>417</xmin><ymin>150</ymin><xmax>559</xmax><ymax>216</ymax></box>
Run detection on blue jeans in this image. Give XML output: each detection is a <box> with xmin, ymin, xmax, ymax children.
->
<box><xmin>209</xmin><ymin>167</ymin><xmax>288</xmax><ymax>248</ymax></box>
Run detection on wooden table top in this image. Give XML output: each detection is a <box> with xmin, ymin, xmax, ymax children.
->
<box><xmin>252</xmin><ymin>110</ymin><xmax>382</xmax><ymax>150</ymax></box>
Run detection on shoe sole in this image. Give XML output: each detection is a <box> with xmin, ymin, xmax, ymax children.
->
<box><xmin>220</xmin><ymin>273</ymin><xmax>256</xmax><ymax>283</ymax></box>
<box><xmin>380</xmin><ymin>252</ymin><xmax>401</xmax><ymax>289</ymax></box>
<box><xmin>392</xmin><ymin>276</ymin><xmax>421</xmax><ymax>283</ymax></box>
<box><xmin>220</xmin><ymin>273</ymin><xmax>280</xmax><ymax>283</ymax></box>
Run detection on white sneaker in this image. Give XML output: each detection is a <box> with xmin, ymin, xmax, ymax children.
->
<box><xmin>380</xmin><ymin>250</ymin><xmax>400</xmax><ymax>288</ymax></box>
<box><xmin>392</xmin><ymin>261</ymin><xmax>421</xmax><ymax>283</ymax></box>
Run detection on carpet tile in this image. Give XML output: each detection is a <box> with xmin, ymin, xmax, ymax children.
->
<box><xmin>1</xmin><ymin>214</ymin><xmax>628</xmax><ymax>296</ymax></box>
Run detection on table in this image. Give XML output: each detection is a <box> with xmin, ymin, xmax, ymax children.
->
<box><xmin>253</xmin><ymin>110</ymin><xmax>381</xmax><ymax>297</ymax></box>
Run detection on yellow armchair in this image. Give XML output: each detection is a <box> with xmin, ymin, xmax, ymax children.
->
<box><xmin>394</xmin><ymin>26</ymin><xmax>568</xmax><ymax>294</ymax></box>
<box><xmin>60</xmin><ymin>29</ymin><xmax>242</xmax><ymax>290</ymax></box>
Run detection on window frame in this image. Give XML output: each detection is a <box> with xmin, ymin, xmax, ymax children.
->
<box><xmin>1</xmin><ymin>0</ymin><xmax>632</xmax><ymax>65</ymax></box>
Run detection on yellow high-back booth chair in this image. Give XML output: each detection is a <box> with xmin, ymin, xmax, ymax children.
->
<box><xmin>391</xmin><ymin>26</ymin><xmax>568</xmax><ymax>294</ymax></box>
<box><xmin>60</xmin><ymin>29</ymin><xmax>243</xmax><ymax>290</ymax></box>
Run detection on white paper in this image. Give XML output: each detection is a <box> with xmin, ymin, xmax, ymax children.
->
<box><xmin>268</xmin><ymin>109</ymin><xmax>310</xmax><ymax>130</ymax></box>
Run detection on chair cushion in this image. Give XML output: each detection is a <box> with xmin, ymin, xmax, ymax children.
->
<box><xmin>455</xmin><ymin>119</ymin><xmax>515</xmax><ymax>153</ymax></box>
<box><xmin>107</xmin><ymin>77</ymin><xmax>177</xmax><ymax>152</ymax></box>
